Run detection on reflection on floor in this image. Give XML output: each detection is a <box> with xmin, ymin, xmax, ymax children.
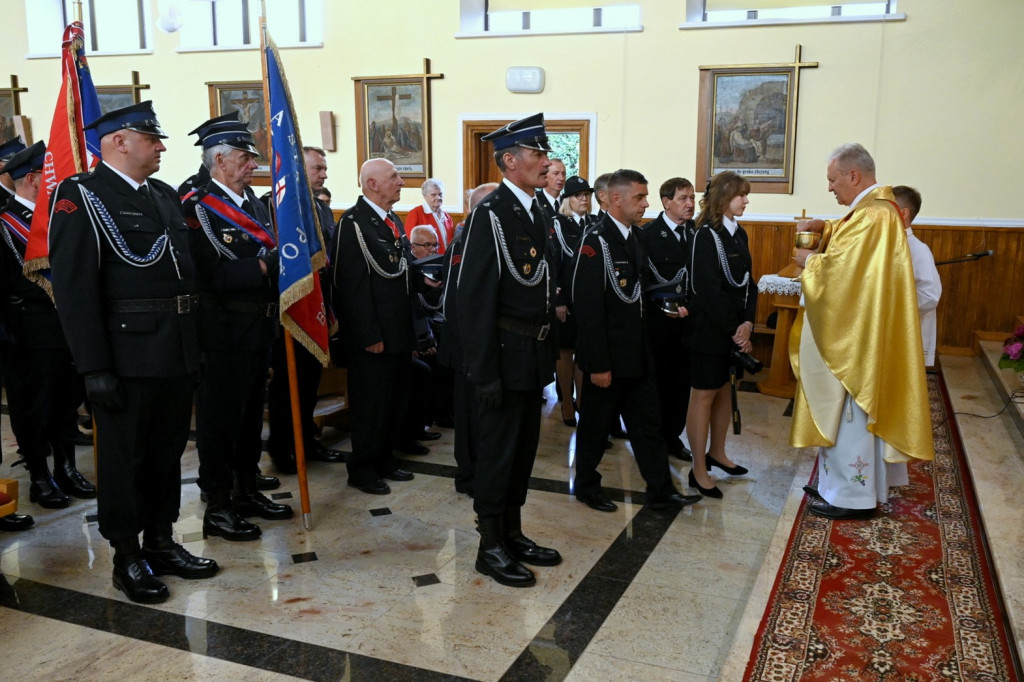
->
<box><xmin>1</xmin><ymin>357</ymin><xmax>1020</xmax><ymax>681</ymax></box>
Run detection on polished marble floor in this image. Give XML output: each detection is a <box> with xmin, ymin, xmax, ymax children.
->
<box><xmin>1</xmin><ymin>358</ymin><xmax>1020</xmax><ymax>681</ymax></box>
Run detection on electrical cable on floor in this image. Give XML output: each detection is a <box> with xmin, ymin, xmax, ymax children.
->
<box><xmin>951</xmin><ymin>388</ymin><xmax>1024</xmax><ymax>420</ymax></box>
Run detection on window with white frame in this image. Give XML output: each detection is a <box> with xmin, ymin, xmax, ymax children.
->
<box><xmin>461</xmin><ymin>0</ymin><xmax>641</xmax><ymax>35</ymax></box>
<box><xmin>173</xmin><ymin>0</ymin><xmax>323</xmax><ymax>51</ymax></box>
<box><xmin>25</xmin><ymin>0</ymin><xmax>150</xmax><ymax>56</ymax></box>
<box><xmin>687</xmin><ymin>0</ymin><xmax>899</xmax><ymax>25</ymax></box>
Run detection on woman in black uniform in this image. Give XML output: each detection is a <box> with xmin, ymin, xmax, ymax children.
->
<box><xmin>685</xmin><ymin>171</ymin><xmax>757</xmax><ymax>497</ymax></box>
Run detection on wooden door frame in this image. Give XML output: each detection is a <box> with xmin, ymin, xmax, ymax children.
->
<box><xmin>459</xmin><ymin>114</ymin><xmax>595</xmax><ymax>212</ymax></box>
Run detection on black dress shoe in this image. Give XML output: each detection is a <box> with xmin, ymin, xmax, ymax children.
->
<box><xmin>475</xmin><ymin>546</ymin><xmax>536</xmax><ymax>587</ymax></box>
<box><xmin>203</xmin><ymin>508</ymin><xmax>262</xmax><ymax>541</ymax></box>
<box><xmin>29</xmin><ymin>478</ymin><xmax>70</xmax><ymax>509</ymax></box>
<box><xmin>383</xmin><ymin>468</ymin><xmax>414</xmax><ymax>482</ymax></box>
<box><xmin>808</xmin><ymin>501</ymin><xmax>875</xmax><ymax>520</ymax></box>
<box><xmin>112</xmin><ymin>557</ymin><xmax>169</xmax><ymax>604</ymax></box>
<box><xmin>233</xmin><ymin>492</ymin><xmax>294</xmax><ymax>520</ymax></box>
<box><xmin>142</xmin><ymin>543</ymin><xmax>219</xmax><ymax>579</ymax></box>
<box><xmin>506</xmin><ymin>535</ymin><xmax>562</xmax><ymax>566</ymax></box>
<box><xmin>395</xmin><ymin>442</ymin><xmax>430</xmax><ymax>455</ymax></box>
<box><xmin>256</xmin><ymin>472</ymin><xmax>281</xmax><ymax>491</ymax></box>
<box><xmin>419</xmin><ymin>430</ymin><xmax>442</xmax><ymax>441</ymax></box>
<box><xmin>308</xmin><ymin>445</ymin><xmax>346</xmax><ymax>463</ymax></box>
<box><xmin>803</xmin><ymin>485</ymin><xmax>825</xmax><ymax>502</ymax></box>
<box><xmin>688</xmin><ymin>470</ymin><xmax>723</xmax><ymax>499</ymax></box>
<box><xmin>705</xmin><ymin>454</ymin><xmax>748</xmax><ymax>476</ymax></box>
<box><xmin>669</xmin><ymin>443</ymin><xmax>693</xmax><ymax>461</ymax></box>
<box><xmin>648</xmin><ymin>491</ymin><xmax>703</xmax><ymax>510</ymax></box>
<box><xmin>562</xmin><ymin>417</ymin><xmax>577</xmax><ymax>427</ymax></box>
<box><xmin>348</xmin><ymin>478</ymin><xmax>390</xmax><ymax>495</ymax></box>
<box><xmin>577</xmin><ymin>492</ymin><xmax>617</xmax><ymax>512</ymax></box>
<box><xmin>0</xmin><ymin>513</ymin><xmax>34</xmax><ymax>532</ymax></box>
<box><xmin>53</xmin><ymin>466</ymin><xmax>97</xmax><ymax>499</ymax></box>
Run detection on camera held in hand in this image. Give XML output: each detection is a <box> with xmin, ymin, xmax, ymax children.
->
<box><xmin>731</xmin><ymin>348</ymin><xmax>763</xmax><ymax>374</ymax></box>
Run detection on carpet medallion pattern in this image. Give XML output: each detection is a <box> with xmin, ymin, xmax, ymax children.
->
<box><xmin>743</xmin><ymin>374</ymin><xmax>1019</xmax><ymax>681</ymax></box>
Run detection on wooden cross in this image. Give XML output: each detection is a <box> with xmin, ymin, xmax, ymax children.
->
<box><xmin>124</xmin><ymin>71</ymin><xmax>150</xmax><ymax>103</ymax></box>
<box><xmin>794</xmin><ymin>208</ymin><xmax>809</xmax><ymax>220</ymax></box>
<box><xmin>1</xmin><ymin>75</ymin><xmax>29</xmax><ymax>115</ymax></box>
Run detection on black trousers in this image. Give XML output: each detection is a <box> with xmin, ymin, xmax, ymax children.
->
<box><xmin>267</xmin><ymin>333</ymin><xmax>322</xmax><ymax>459</ymax></box>
<box><xmin>346</xmin><ymin>351</ymin><xmax>408</xmax><ymax>484</ymax></box>
<box><xmin>94</xmin><ymin>375</ymin><xmax>193</xmax><ymax>542</ymax></box>
<box><xmin>4</xmin><ymin>344</ymin><xmax>82</xmax><ymax>459</ymax></box>
<box><xmin>196</xmin><ymin>349</ymin><xmax>269</xmax><ymax>494</ymax></box>
<box><xmin>574</xmin><ymin>372</ymin><xmax>675</xmax><ymax>499</ymax></box>
<box><xmin>650</xmin><ymin>318</ymin><xmax>692</xmax><ymax>451</ymax></box>
<box><xmin>471</xmin><ymin>387</ymin><xmax>542</xmax><ymax>518</ymax></box>
<box><xmin>402</xmin><ymin>356</ymin><xmax>431</xmax><ymax>441</ymax></box>
<box><xmin>452</xmin><ymin>369</ymin><xmax>477</xmax><ymax>492</ymax></box>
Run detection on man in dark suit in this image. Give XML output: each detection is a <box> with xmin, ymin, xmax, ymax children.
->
<box><xmin>49</xmin><ymin>101</ymin><xmax>218</xmax><ymax>603</ymax></box>
<box><xmin>536</xmin><ymin>157</ymin><xmax>565</xmax><ymax>221</ymax></box>
<box><xmin>571</xmin><ymin>169</ymin><xmax>701</xmax><ymax>513</ymax></box>
<box><xmin>329</xmin><ymin>158</ymin><xmax>416</xmax><ymax>495</ymax></box>
<box><xmin>182</xmin><ymin>114</ymin><xmax>292</xmax><ymax>542</ymax></box>
<box><xmin>1</xmin><ymin>141</ymin><xmax>95</xmax><ymax>513</ymax></box>
<box><xmin>265</xmin><ymin>145</ymin><xmax>344</xmax><ymax>475</ymax></box>
<box><xmin>637</xmin><ymin>177</ymin><xmax>697</xmax><ymax>462</ymax></box>
<box><xmin>457</xmin><ymin>114</ymin><xmax>562</xmax><ymax>588</ymax></box>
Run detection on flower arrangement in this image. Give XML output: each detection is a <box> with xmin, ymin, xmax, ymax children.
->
<box><xmin>998</xmin><ymin>324</ymin><xmax>1024</xmax><ymax>373</ymax></box>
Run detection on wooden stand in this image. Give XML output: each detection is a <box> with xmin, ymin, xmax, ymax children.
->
<box><xmin>757</xmin><ymin>292</ymin><xmax>800</xmax><ymax>398</ymax></box>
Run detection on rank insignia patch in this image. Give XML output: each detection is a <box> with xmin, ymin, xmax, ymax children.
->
<box><xmin>55</xmin><ymin>199</ymin><xmax>77</xmax><ymax>214</ymax></box>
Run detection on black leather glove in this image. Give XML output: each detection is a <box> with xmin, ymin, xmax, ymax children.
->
<box><xmin>477</xmin><ymin>379</ymin><xmax>503</xmax><ymax>410</ymax></box>
<box><xmin>260</xmin><ymin>248</ymin><xmax>279</xmax><ymax>278</ymax></box>
<box><xmin>84</xmin><ymin>371</ymin><xmax>124</xmax><ymax>412</ymax></box>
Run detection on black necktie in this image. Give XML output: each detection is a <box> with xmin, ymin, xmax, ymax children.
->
<box><xmin>137</xmin><ymin>184</ymin><xmax>152</xmax><ymax>202</ymax></box>
<box><xmin>674</xmin><ymin>224</ymin><xmax>684</xmax><ymax>241</ymax></box>
<box><xmin>530</xmin><ymin>198</ymin><xmax>545</xmax><ymax>227</ymax></box>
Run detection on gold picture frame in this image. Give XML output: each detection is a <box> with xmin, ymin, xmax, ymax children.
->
<box><xmin>353</xmin><ymin>60</ymin><xmax>443</xmax><ymax>189</ymax></box>
<box><xmin>695</xmin><ymin>47</ymin><xmax>817</xmax><ymax>195</ymax></box>
<box><xmin>206</xmin><ymin>80</ymin><xmax>270</xmax><ymax>184</ymax></box>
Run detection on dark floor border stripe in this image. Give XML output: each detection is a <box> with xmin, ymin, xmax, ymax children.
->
<box><xmin>0</xmin><ymin>575</ymin><xmax>471</xmax><ymax>682</ymax></box>
<box><xmin>502</xmin><ymin>504</ymin><xmax>680</xmax><ymax>679</ymax></box>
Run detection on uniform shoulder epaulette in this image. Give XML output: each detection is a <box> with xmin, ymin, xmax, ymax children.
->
<box><xmin>64</xmin><ymin>171</ymin><xmax>93</xmax><ymax>184</ymax></box>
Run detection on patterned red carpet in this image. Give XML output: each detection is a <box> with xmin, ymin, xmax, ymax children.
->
<box><xmin>744</xmin><ymin>373</ymin><xmax>1020</xmax><ymax>681</ymax></box>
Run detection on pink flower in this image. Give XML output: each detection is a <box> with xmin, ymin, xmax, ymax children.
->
<box><xmin>1005</xmin><ymin>341</ymin><xmax>1024</xmax><ymax>360</ymax></box>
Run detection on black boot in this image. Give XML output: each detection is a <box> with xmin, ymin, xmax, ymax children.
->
<box><xmin>26</xmin><ymin>453</ymin><xmax>70</xmax><ymax>509</ymax></box>
<box><xmin>203</xmin><ymin>490</ymin><xmax>262</xmax><ymax>542</ymax></box>
<box><xmin>141</xmin><ymin>532</ymin><xmax>219</xmax><ymax>580</ymax></box>
<box><xmin>232</xmin><ymin>471</ymin><xmax>293</xmax><ymax>520</ymax></box>
<box><xmin>52</xmin><ymin>442</ymin><xmax>97</xmax><ymax>499</ymax></box>
<box><xmin>504</xmin><ymin>507</ymin><xmax>562</xmax><ymax>567</ymax></box>
<box><xmin>0</xmin><ymin>513</ymin><xmax>34</xmax><ymax>532</ymax></box>
<box><xmin>475</xmin><ymin>515</ymin><xmax>535</xmax><ymax>587</ymax></box>
<box><xmin>111</xmin><ymin>538</ymin><xmax>169</xmax><ymax>604</ymax></box>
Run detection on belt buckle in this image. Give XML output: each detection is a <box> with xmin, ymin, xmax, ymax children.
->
<box><xmin>175</xmin><ymin>295</ymin><xmax>191</xmax><ymax>314</ymax></box>
<box><xmin>537</xmin><ymin>323</ymin><xmax>550</xmax><ymax>341</ymax></box>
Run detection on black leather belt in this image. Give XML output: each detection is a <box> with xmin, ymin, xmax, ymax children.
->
<box><xmin>497</xmin><ymin>315</ymin><xmax>550</xmax><ymax>341</ymax></box>
<box><xmin>108</xmin><ymin>295</ymin><xmax>199</xmax><ymax>314</ymax></box>
<box><xmin>208</xmin><ymin>297</ymin><xmax>278</xmax><ymax>318</ymax></box>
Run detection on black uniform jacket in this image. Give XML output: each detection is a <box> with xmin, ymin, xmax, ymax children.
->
<box><xmin>183</xmin><ymin>181</ymin><xmax>277</xmax><ymax>352</ymax></box>
<box><xmin>686</xmin><ymin>219</ymin><xmax>757</xmax><ymax>356</ymax></box>
<box><xmin>457</xmin><ymin>182</ymin><xmax>556</xmax><ymax>390</ymax></box>
<box><xmin>48</xmin><ymin>162</ymin><xmax>199</xmax><ymax>378</ymax></box>
<box><xmin>331</xmin><ymin>196</ymin><xmax>415</xmax><ymax>355</ymax></box>
<box><xmin>0</xmin><ymin>196</ymin><xmax>67</xmax><ymax>350</ymax></box>
<box><xmin>553</xmin><ymin>213</ymin><xmax>590</xmax><ymax>307</ymax></box>
<box><xmin>571</xmin><ymin>215</ymin><xmax>650</xmax><ymax>379</ymax></box>
<box><xmin>637</xmin><ymin>213</ymin><xmax>694</xmax><ymax>337</ymax></box>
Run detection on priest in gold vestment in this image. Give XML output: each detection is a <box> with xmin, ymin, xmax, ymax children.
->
<box><xmin>790</xmin><ymin>143</ymin><xmax>934</xmax><ymax>520</ymax></box>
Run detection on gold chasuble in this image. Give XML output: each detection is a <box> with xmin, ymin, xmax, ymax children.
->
<box><xmin>789</xmin><ymin>186</ymin><xmax>934</xmax><ymax>463</ymax></box>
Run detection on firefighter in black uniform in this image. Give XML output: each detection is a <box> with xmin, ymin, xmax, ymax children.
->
<box><xmin>636</xmin><ymin>177</ymin><xmax>698</xmax><ymax>462</ymax></box>
<box><xmin>1</xmin><ymin>141</ymin><xmax>95</xmax><ymax>511</ymax></box>
<box><xmin>457</xmin><ymin>114</ymin><xmax>563</xmax><ymax>588</ymax></box>
<box><xmin>49</xmin><ymin>102</ymin><xmax>217</xmax><ymax>604</ymax></box>
<box><xmin>571</xmin><ymin>169</ymin><xmax>701</xmax><ymax>513</ymax></box>
<box><xmin>329</xmin><ymin>158</ymin><xmax>416</xmax><ymax>495</ymax></box>
<box><xmin>182</xmin><ymin>115</ymin><xmax>293</xmax><ymax>542</ymax></box>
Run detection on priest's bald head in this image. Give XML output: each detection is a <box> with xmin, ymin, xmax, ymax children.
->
<box><xmin>827</xmin><ymin>143</ymin><xmax>877</xmax><ymax>206</ymax></box>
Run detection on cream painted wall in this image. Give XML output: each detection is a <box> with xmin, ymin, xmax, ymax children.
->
<box><xmin>4</xmin><ymin>0</ymin><xmax>1022</xmax><ymax>222</ymax></box>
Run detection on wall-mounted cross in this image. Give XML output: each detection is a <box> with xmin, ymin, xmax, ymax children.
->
<box><xmin>1</xmin><ymin>75</ymin><xmax>29</xmax><ymax>115</ymax></box>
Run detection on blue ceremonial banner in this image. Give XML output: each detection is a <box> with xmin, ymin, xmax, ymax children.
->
<box><xmin>75</xmin><ymin>38</ymin><xmax>102</xmax><ymax>163</ymax></box>
<box><xmin>265</xmin><ymin>37</ymin><xmax>330</xmax><ymax>365</ymax></box>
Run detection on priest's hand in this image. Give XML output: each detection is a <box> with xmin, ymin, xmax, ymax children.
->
<box><xmin>797</xmin><ymin>219</ymin><xmax>825</xmax><ymax>234</ymax></box>
<box><xmin>794</xmin><ymin>248</ymin><xmax>816</xmax><ymax>268</ymax></box>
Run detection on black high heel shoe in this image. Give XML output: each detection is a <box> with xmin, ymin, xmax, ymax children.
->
<box><xmin>705</xmin><ymin>454</ymin><xmax>748</xmax><ymax>476</ymax></box>
<box><xmin>688</xmin><ymin>469</ymin><xmax>723</xmax><ymax>499</ymax></box>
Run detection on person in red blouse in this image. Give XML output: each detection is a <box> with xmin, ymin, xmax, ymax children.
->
<box><xmin>404</xmin><ymin>178</ymin><xmax>455</xmax><ymax>254</ymax></box>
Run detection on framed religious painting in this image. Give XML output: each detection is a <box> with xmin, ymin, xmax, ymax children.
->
<box><xmin>353</xmin><ymin>62</ymin><xmax>443</xmax><ymax>189</ymax></box>
<box><xmin>95</xmin><ymin>86</ymin><xmax>136</xmax><ymax>115</ymax></box>
<box><xmin>206</xmin><ymin>81</ymin><xmax>270</xmax><ymax>184</ymax></box>
<box><xmin>0</xmin><ymin>91</ymin><xmax>18</xmax><ymax>142</ymax></box>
